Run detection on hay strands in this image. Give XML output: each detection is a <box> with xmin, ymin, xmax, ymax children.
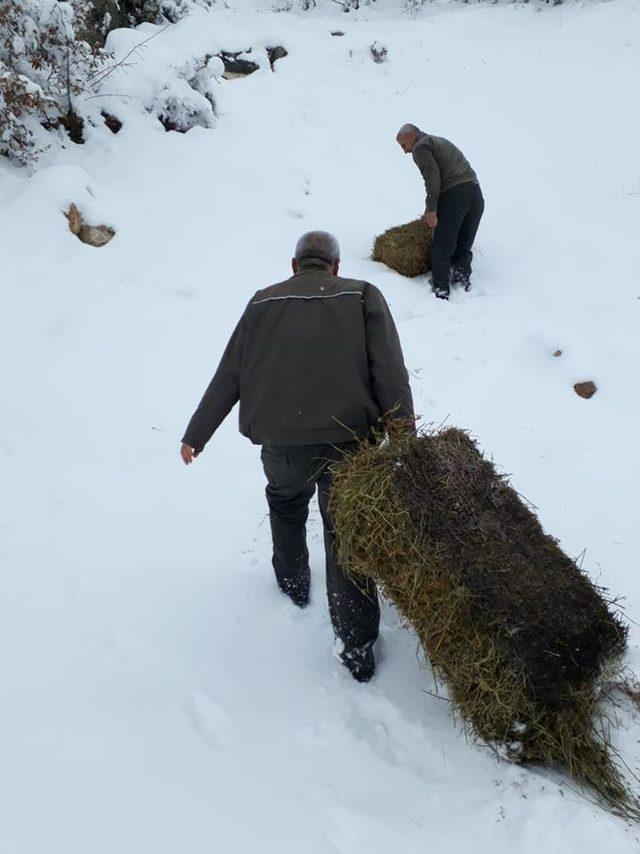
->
<box><xmin>372</xmin><ymin>219</ymin><xmax>433</xmax><ymax>278</ymax></box>
<box><xmin>329</xmin><ymin>427</ymin><xmax>639</xmax><ymax>820</ymax></box>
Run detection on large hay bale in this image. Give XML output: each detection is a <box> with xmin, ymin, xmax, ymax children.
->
<box><xmin>372</xmin><ymin>219</ymin><xmax>432</xmax><ymax>277</ymax></box>
<box><xmin>330</xmin><ymin>427</ymin><xmax>635</xmax><ymax>816</ymax></box>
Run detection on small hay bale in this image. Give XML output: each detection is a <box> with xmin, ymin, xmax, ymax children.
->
<box><xmin>372</xmin><ymin>219</ymin><xmax>432</xmax><ymax>278</ymax></box>
<box><xmin>330</xmin><ymin>428</ymin><xmax>636</xmax><ymax>817</ymax></box>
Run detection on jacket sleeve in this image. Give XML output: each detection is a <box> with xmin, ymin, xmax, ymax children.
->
<box><xmin>181</xmin><ymin>311</ymin><xmax>246</xmax><ymax>451</ymax></box>
<box><xmin>363</xmin><ymin>283</ymin><xmax>414</xmax><ymax>422</ymax></box>
<box><xmin>413</xmin><ymin>144</ymin><xmax>441</xmax><ymax>213</ymax></box>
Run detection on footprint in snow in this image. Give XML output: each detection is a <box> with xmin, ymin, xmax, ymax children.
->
<box><xmin>185</xmin><ymin>690</ymin><xmax>235</xmax><ymax>750</ymax></box>
<box><xmin>345</xmin><ymin>691</ymin><xmax>432</xmax><ymax>778</ymax></box>
<box><xmin>399</xmin><ymin>307</ymin><xmax>423</xmax><ymax>322</ymax></box>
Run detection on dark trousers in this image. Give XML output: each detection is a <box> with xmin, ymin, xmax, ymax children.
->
<box><xmin>260</xmin><ymin>443</ymin><xmax>380</xmax><ymax>654</ymax></box>
<box><xmin>431</xmin><ymin>182</ymin><xmax>485</xmax><ymax>291</ymax></box>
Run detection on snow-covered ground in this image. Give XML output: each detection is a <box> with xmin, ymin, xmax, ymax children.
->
<box><xmin>2</xmin><ymin>2</ymin><xmax>640</xmax><ymax>851</ymax></box>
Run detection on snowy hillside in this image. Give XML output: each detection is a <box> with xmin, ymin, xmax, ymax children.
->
<box><xmin>2</xmin><ymin>1</ymin><xmax>640</xmax><ymax>851</ymax></box>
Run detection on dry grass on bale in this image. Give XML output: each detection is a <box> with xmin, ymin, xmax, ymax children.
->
<box><xmin>329</xmin><ymin>427</ymin><xmax>637</xmax><ymax>818</ymax></box>
<box><xmin>372</xmin><ymin>219</ymin><xmax>432</xmax><ymax>278</ymax></box>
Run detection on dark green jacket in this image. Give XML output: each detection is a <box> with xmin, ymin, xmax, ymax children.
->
<box><xmin>182</xmin><ymin>266</ymin><xmax>414</xmax><ymax>449</ymax></box>
<box><xmin>412</xmin><ymin>132</ymin><xmax>478</xmax><ymax>212</ymax></box>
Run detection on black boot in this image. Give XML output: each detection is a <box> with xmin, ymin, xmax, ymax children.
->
<box><xmin>341</xmin><ymin>642</ymin><xmax>376</xmax><ymax>682</ymax></box>
<box><xmin>432</xmin><ymin>284</ymin><xmax>450</xmax><ymax>300</ymax></box>
<box><xmin>279</xmin><ymin>581</ymin><xmax>309</xmax><ymax>608</ymax></box>
<box><xmin>451</xmin><ymin>268</ymin><xmax>471</xmax><ymax>292</ymax></box>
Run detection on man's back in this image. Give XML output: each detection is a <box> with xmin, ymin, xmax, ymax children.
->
<box><xmin>413</xmin><ymin>133</ymin><xmax>478</xmax><ymax>196</ymax></box>
<box><xmin>181</xmin><ymin>264</ymin><xmax>413</xmax><ymax>451</ymax></box>
<box><xmin>244</xmin><ymin>267</ymin><xmax>383</xmax><ymax>445</ymax></box>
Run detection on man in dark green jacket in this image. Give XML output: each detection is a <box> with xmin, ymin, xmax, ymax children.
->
<box><xmin>397</xmin><ymin>124</ymin><xmax>484</xmax><ymax>300</ymax></box>
<box><xmin>181</xmin><ymin>231</ymin><xmax>414</xmax><ymax>682</ymax></box>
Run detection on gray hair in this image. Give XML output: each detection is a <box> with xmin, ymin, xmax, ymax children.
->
<box><xmin>294</xmin><ymin>231</ymin><xmax>341</xmax><ymax>268</ymax></box>
<box><xmin>396</xmin><ymin>123</ymin><xmax>421</xmax><ymax>139</ymax></box>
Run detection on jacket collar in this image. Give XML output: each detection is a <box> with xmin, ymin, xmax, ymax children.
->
<box><xmin>294</xmin><ymin>262</ymin><xmax>333</xmax><ymax>276</ymax></box>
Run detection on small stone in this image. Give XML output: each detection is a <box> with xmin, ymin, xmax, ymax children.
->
<box><xmin>102</xmin><ymin>112</ymin><xmax>123</xmax><ymax>134</ymax></box>
<box><xmin>266</xmin><ymin>46</ymin><xmax>288</xmax><ymax>69</ymax></box>
<box><xmin>331</xmin><ymin>31</ymin><xmax>345</xmax><ymax>36</ymax></box>
<box><xmin>218</xmin><ymin>51</ymin><xmax>260</xmax><ymax>79</ymax></box>
<box><xmin>553</xmin><ymin>350</ymin><xmax>562</xmax><ymax>358</ymax></box>
<box><xmin>574</xmin><ymin>381</ymin><xmax>597</xmax><ymax>399</ymax></box>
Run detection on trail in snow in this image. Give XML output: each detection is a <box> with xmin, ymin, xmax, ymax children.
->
<box><xmin>1</xmin><ymin>3</ymin><xmax>640</xmax><ymax>852</ymax></box>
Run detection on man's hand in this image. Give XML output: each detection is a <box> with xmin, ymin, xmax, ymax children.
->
<box><xmin>423</xmin><ymin>211</ymin><xmax>438</xmax><ymax>229</ymax></box>
<box><xmin>181</xmin><ymin>444</ymin><xmax>201</xmax><ymax>465</ymax></box>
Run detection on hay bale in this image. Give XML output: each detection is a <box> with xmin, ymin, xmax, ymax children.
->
<box><xmin>372</xmin><ymin>219</ymin><xmax>432</xmax><ymax>278</ymax></box>
<box><xmin>330</xmin><ymin>427</ymin><xmax>635</xmax><ymax>816</ymax></box>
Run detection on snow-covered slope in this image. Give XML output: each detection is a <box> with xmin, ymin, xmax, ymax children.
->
<box><xmin>2</xmin><ymin>3</ymin><xmax>640</xmax><ymax>851</ymax></box>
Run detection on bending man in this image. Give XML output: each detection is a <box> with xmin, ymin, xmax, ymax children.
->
<box><xmin>397</xmin><ymin>123</ymin><xmax>484</xmax><ymax>300</ymax></box>
<box><xmin>181</xmin><ymin>231</ymin><xmax>414</xmax><ymax>682</ymax></box>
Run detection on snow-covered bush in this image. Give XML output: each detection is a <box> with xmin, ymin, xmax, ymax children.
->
<box><xmin>96</xmin><ymin>0</ymin><xmax>214</xmax><ymax>30</ymax></box>
<box><xmin>154</xmin><ymin>77</ymin><xmax>215</xmax><ymax>132</ymax></box>
<box><xmin>0</xmin><ymin>0</ymin><xmax>107</xmax><ymax>164</ymax></box>
<box><xmin>271</xmin><ymin>0</ymin><xmax>294</xmax><ymax>11</ymax></box>
<box><xmin>157</xmin><ymin>0</ymin><xmax>214</xmax><ymax>24</ymax></box>
<box><xmin>331</xmin><ymin>0</ymin><xmax>372</xmax><ymax>10</ymax></box>
<box><xmin>125</xmin><ymin>0</ymin><xmax>162</xmax><ymax>23</ymax></box>
<box><xmin>0</xmin><ymin>62</ymin><xmax>46</xmax><ymax>161</ymax></box>
<box><xmin>188</xmin><ymin>54</ymin><xmax>223</xmax><ymax>108</ymax></box>
<box><xmin>403</xmin><ymin>0</ymin><xmax>425</xmax><ymax>15</ymax></box>
<box><xmin>370</xmin><ymin>40</ymin><xmax>388</xmax><ymax>63</ymax></box>
<box><xmin>0</xmin><ymin>0</ymin><xmax>215</xmax><ymax>165</ymax></box>
<box><xmin>80</xmin><ymin>1</ymin><xmax>130</xmax><ymax>46</ymax></box>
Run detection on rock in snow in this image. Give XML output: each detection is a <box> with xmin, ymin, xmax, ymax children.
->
<box><xmin>574</xmin><ymin>380</ymin><xmax>598</xmax><ymax>399</ymax></box>
<box><xmin>65</xmin><ymin>203</ymin><xmax>115</xmax><ymax>247</ymax></box>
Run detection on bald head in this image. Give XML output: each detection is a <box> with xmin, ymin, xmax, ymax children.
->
<box><xmin>396</xmin><ymin>123</ymin><xmax>422</xmax><ymax>153</ymax></box>
<box><xmin>293</xmin><ymin>231</ymin><xmax>341</xmax><ymax>274</ymax></box>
